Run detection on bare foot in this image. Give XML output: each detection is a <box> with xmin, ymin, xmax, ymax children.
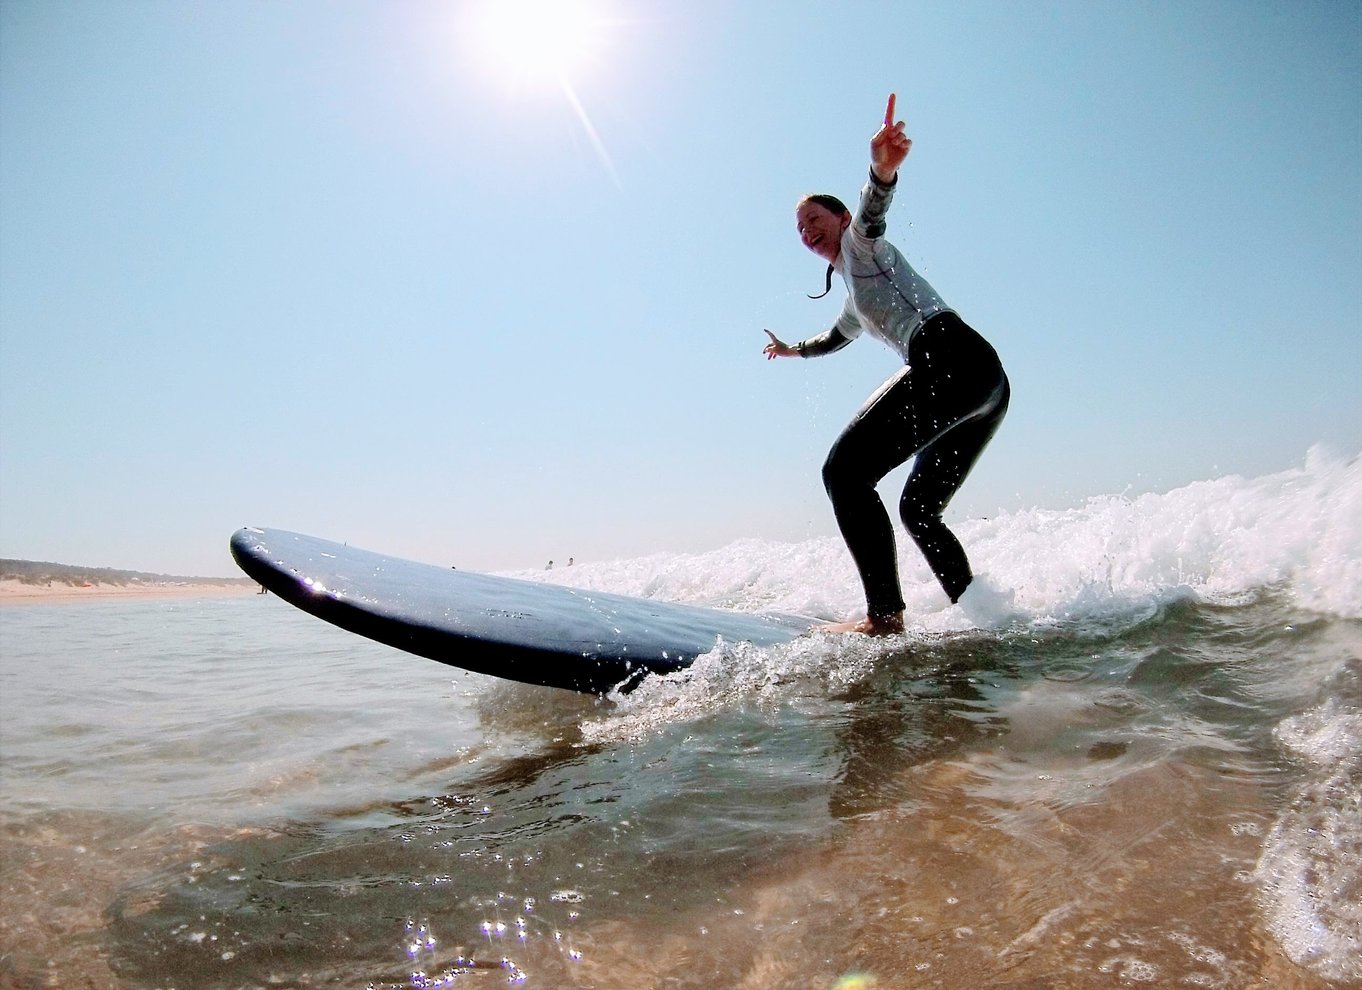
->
<box><xmin>818</xmin><ymin>613</ymin><xmax>905</xmax><ymax>636</ymax></box>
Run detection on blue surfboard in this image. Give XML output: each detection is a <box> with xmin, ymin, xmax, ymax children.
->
<box><xmin>229</xmin><ymin>528</ymin><xmax>815</xmax><ymax>694</ymax></box>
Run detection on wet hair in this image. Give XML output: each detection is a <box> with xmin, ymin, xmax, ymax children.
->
<box><xmin>799</xmin><ymin>193</ymin><xmax>849</xmax><ymax>214</ymax></box>
<box><xmin>797</xmin><ymin>194</ymin><xmax>850</xmax><ymax>299</ymax></box>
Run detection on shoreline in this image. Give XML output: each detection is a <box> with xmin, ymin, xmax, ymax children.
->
<box><xmin>0</xmin><ymin>578</ymin><xmax>259</xmax><ymax>604</ymax></box>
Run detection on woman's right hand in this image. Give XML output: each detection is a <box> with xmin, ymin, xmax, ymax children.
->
<box><xmin>871</xmin><ymin>92</ymin><xmax>911</xmax><ymax>184</ymax></box>
<box><xmin>763</xmin><ymin>329</ymin><xmax>796</xmax><ymax>359</ymax></box>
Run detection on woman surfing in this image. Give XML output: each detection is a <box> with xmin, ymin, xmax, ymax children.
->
<box><xmin>764</xmin><ymin>94</ymin><xmax>1011</xmax><ymax>635</ymax></box>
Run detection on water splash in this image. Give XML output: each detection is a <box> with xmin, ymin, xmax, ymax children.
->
<box><xmin>509</xmin><ymin>445</ymin><xmax>1361</xmax><ymax>627</ymax></box>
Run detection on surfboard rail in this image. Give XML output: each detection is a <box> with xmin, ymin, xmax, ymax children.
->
<box><xmin>230</xmin><ymin>528</ymin><xmax>814</xmax><ymax>694</ymax></box>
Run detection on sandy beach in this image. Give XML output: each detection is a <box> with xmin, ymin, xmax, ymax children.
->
<box><xmin>0</xmin><ymin>578</ymin><xmax>259</xmax><ymax>604</ymax></box>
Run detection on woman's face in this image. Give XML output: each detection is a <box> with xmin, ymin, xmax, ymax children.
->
<box><xmin>795</xmin><ymin>201</ymin><xmax>850</xmax><ymax>264</ymax></box>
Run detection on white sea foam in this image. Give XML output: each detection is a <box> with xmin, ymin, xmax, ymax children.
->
<box><xmin>517</xmin><ymin>445</ymin><xmax>1362</xmax><ymax>743</ymax></box>
<box><xmin>509</xmin><ymin>444</ymin><xmax>1362</xmax><ymax>626</ymax></box>
<box><xmin>1255</xmin><ymin>694</ymin><xmax>1362</xmax><ymax>984</ymax></box>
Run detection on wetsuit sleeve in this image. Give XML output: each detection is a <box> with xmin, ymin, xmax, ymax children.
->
<box><xmin>795</xmin><ymin>293</ymin><xmax>862</xmax><ymax>357</ymax></box>
<box><xmin>853</xmin><ymin>169</ymin><xmax>897</xmax><ymax>240</ymax></box>
<box><xmin>795</xmin><ymin>325</ymin><xmax>854</xmax><ymax>358</ymax></box>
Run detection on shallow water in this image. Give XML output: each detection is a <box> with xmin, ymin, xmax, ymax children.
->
<box><xmin>1</xmin><ymin>450</ymin><xmax>1359</xmax><ymax>988</ymax></box>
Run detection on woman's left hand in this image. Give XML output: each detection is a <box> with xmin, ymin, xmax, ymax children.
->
<box><xmin>871</xmin><ymin>92</ymin><xmax>911</xmax><ymax>183</ymax></box>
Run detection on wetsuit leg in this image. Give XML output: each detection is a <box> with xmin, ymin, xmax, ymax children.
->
<box><xmin>822</xmin><ymin>367</ymin><xmax>921</xmax><ymax>619</ymax></box>
<box><xmin>822</xmin><ymin>314</ymin><xmax>1009</xmax><ymax>615</ymax></box>
<box><xmin>900</xmin><ymin>375</ymin><xmax>1010</xmax><ymax>602</ymax></box>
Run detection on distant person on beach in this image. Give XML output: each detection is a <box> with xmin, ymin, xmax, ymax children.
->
<box><xmin>763</xmin><ymin>94</ymin><xmax>1010</xmax><ymax>636</ymax></box>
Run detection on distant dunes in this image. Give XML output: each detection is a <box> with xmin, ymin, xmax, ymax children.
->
<box><xmin>0</xmin><ymin>558</ymin><xmax>252</xmax><ymax>589</ymax></box>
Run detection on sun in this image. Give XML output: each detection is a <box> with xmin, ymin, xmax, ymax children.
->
<box><xmin>466</xmin><ymin>0</ymin><xmax>612</xmax><ymax>89</ymax></box>
<box><xmin>461</xmin><ymin>0</ymin><xmax>624</xmax><ymax>184</ymax></box>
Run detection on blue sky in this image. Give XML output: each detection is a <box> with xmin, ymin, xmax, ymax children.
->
<box><xmin>2</xmin><ymin>0</ymin><xmax>1358</xmax><ymax>576</ymax></box>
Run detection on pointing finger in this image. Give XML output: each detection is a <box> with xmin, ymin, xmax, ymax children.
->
<box><xmin>884</xmin><ymin>93</ymin><xmax>896</xmax><ymax>127</ymax></box>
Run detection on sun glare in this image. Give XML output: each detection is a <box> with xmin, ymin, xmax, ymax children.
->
<box><xmin>462</xmin><ymin>0</ymin><xmax>624</xmax><ymax>184</ymax></box>
<box><xmin>467</xmin><ymin>0</ymin><xmax>610</xmax><ymax>88</ymax></box>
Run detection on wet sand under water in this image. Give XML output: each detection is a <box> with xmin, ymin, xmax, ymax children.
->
<box><xmin>480</xmin><ymin>760</ymin><xmax>1321</xmax><ymax>989</ymax></box>
<box><xmin>0</xmin><ymin>751</ymin><xmax>1334</xmax><ymax>989</ymax></box>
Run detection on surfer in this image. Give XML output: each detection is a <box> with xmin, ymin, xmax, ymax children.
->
<box><xmin>763</xmin><ymin>94</ymin><xmax>1010</xmax><ymax>636</ymax></box>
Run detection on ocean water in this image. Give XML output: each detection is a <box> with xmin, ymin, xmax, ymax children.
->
<box><xmin>1</xmin><ymin>447</ymin><xmax>1359</xmax><ymax>989</ymax></box>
